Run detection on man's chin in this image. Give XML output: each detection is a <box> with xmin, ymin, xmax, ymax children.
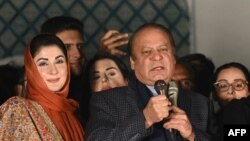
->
<box><xmin>152</xmin><ymin>75</ymin><xmax>168</xmax><ymax>81</ymax></box>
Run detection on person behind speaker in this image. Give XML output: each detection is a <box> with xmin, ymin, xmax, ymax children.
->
<box><xmin>86</xmin><ymin>23</ymin><xmax>212</xmax><ymax>141</ymax></box>
<box><xmin>171</xmin><ymin>61</ymin><xmax>195</xmax><ymax>91</ymax></box>
<box><xmin>179</xmin><ymin>53</ymin><xmax>215</xmax><ymax>98</ymax></box>
<box><xmin>41</xmin><ymin>16</ymin><xmax>89</xmax><ymax>122</ymax></box>
<box><xmin>212</xmin><ymin>62</ymin><xmax>250</xmax><ymax>141</ymax></box>
<box><xmin>83</xmin><ymin>53</ymin><xmax>129</xmax><ymax>94</ymax></box>
<box><xmin>213</xmin><ymin>62</ymin><xmax>250</xmax><ymax>107</ymax></box>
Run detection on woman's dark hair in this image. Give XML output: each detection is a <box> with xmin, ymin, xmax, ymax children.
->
<box><xmin>29</xmin><ymin>34</ymin><xmax>67</xmax><ymax>59</ymax></box>
<box><xmin>86</xmin><ymin>53</ymin><xmax>130</xmax><ymax>80</ymax></box>
<box><xmin>82</xmin><ymin>53</ymin><xmax>130</xmax><ymax>94</ymax></box>
<box><xmin>212</xmin><ymin>62</ymin><xmax>250</xmax><ymax>101</ymax></box>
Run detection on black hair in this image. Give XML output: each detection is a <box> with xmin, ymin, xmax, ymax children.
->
<box><xmin>179</xmin><ymin>53</ymin><xmax>215</xmax><ymax>73</ymax></box>
<box><xmin>179</xmin><ymin>53</ymin><xmax>215</xmax><ymax>97</ymax></box>
<box><xmin>128</xmin><ymin>23</ymin><xmax>176</xmax><ymax>58</ymax></box>
<box><xmin>212</xmin><ymin>62</ymin><xmax>250</xmax><ymax>101</ymax></box>
<box><xmin>213</xmin><ymin>62</ymin><xmax>250</xmax><ymax>88</ymax></box>
<box><xmin>30</xmin><ymin>34</ymin><xmax>67</xmax><ymax>59</ymax></box>
<box><xmin>82</xmin><ymin>53</ymin><xmax>130</xmax><ymax>94</ymax></box>
<box><xmin>176</xmin><ymin>60</ymin><xmax>196</xmax><ymax>84</ymax></box>
<box><xmin>40</xmin><ymin>16</ymin><xmax>83</xmax><ymax>36</ymax></box>
<box><xmin>86</xmin><ymin>53</ymin><xmax>130</xmax><ymax>80</ymax></box>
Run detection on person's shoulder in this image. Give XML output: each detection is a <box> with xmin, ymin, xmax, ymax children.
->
<box><xmin>1</xmin><ymin>96</ymin><xmax>25</xmax><ymax>106</ymax></box>
<box><xmin>90</xmin><ymin>86</ymin><xmax>137</xmax><ymax>109</ymax></box>
<box><xmin>0</xmin><ymin>96</ymin><xmax>31</xmax><ymax>123</ymax></box>
<box><xmin>223</xmin><ymin>96</ymin><xmax>250</xmax><ymax>124</ymax></box>
<box><xmin>181</xmin><ymin>89</ymin><xmax>209</xmax><ymax>102</ymax></box>
<box><xmin>244</xmin><ymin>96</ymin><xmax>250</xmax><ymax>107</ymax></box>
<box><xmin>225</xmin><ymin>96</ymin><xmax>250</xmax><ymax>110</ymax></box>
<box><xmin>0</xmin><ymin>96</ymin><xmax>27</xmax><ymax>111</ymax></box>
<box><xmin>91</xmin><ymin>86</ymin><xmax>133</xmax><ymax>100</ymax></box>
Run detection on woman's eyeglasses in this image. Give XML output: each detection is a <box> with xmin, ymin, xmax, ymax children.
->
<box><xmin>214</xmin><ymin>79</ymin><xmax>248</xmax><ymax>92</ymax></box>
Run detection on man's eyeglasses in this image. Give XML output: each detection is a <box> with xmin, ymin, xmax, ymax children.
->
<box><xmin>214</xmin><ymin>79</ymin><xmax>248</xmax><ymax>92</ymax></box>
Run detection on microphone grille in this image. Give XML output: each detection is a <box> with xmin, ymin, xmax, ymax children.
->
<box><xmin>168</xmin><ymin>81</ymin><xmax>178</xmax><ymax>106</ymax></box>
<box><xmin>154</xmin><ymin>80</ymin><xmax>168</xmax><ymax>95</ymax></box>
<box><xmin>169</xmin><ymin>81</ymin><xmax>178</xmax><ymax>94</ymax></box>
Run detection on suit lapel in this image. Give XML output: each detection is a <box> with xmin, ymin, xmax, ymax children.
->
<box><xmin>129</xmin><ymin>77</ymin><xmax>153</xmax><ymax>110</ymax></box>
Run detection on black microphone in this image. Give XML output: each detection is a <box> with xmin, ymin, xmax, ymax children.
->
<box><xmin>154</xmin><ymin>80</ymin><xmax>168</xmax><ymax>95</ymax></box>
<box><xmin>154</xmin><ymin>80</ymin><xmax>178</xmax><ymax>106</ymax></box>
<box><xmin>154</xmin><ymin>80</ymin><xmax>178</xmax><ymax>140</ymax></box>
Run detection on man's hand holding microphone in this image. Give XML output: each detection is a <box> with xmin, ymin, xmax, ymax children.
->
<box><xmin>143</xmin><ymin>80</ymin><xmax>195</xmax><ymax>141</ymax></box>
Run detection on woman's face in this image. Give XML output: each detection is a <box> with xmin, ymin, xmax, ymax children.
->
<box><xmin>89</xmin><ymin>59</ymin><xmax>128</xmax><ymax>92</ymax></box>
<box><xmin>215</xmin><ymin>67</ymin><xmax>249</xmax><ymax>106</ymax></box>
<box><xmin>34</xmin><ymin>45</ymin><xmax>68</xmax><ymax>92</ymax></box>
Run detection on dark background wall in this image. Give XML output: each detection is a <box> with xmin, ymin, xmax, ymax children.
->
<box><xmin>0</xmin><ymin>0</ymin><xmax>190</xmax><ymax>62</ymax></box>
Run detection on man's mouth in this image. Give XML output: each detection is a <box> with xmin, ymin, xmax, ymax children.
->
<box><xmin>151</xmin><ymin>66</ymin><xmax>165</xmax><ymax>71</ymax></box>
<box><xmin>70</xmin><ymin>61</ymin><xmax>80</xmax><ymax>65</ymax></box>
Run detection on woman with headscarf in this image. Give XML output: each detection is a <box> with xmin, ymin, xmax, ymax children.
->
<box><xmin>0</xmin><ymin>34</ymin><xmax>85</xmax><ymax>140</ymax></box>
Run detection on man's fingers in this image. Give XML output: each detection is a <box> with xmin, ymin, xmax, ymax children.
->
<box><xmin>171</xmin><ymin>105</ymin><xmax>185</xmax><ymax>114</ymax></box>
<box><xmin>106</xmin><ymin>40</ymin><xmax>128</xmax><ymax>50</ymax></box>
<box><xmin>102</xmin><ymin>30</ymin><xmax>119</xmax><ymax>39</ymax></box>
<box><xmin>110</xmin><ymin>49</ymin><xmax>127</xmax><ymax>56</ymax></box>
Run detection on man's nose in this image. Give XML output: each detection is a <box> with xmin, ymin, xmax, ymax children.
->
<box><xmin>71</xmin><ymin>46</ymin><xmax>81</xmax><ymax>59</ymax></box>
<box><xmin>151</xmin><ymin>51</ymin><xmax>163</xmax><ymax>60</ymax></box>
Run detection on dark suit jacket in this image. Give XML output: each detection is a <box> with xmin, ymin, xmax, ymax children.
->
<box><xmin>86</xmin><ymin>78</ymin><xmax>211</xmax><ymax>141</ymax></box>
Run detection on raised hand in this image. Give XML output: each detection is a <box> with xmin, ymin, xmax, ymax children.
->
<box><xmin>100</xmin><ymin>30</ymin><xmax>129</xmax><ymax>56</ymax></box>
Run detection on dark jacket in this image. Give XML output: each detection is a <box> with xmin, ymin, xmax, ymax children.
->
<box><xmin>86</xmin><ymin>78</ymin><xmax>212</xmax><ymax>141</ymax></box>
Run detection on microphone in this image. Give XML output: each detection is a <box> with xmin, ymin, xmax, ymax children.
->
<box><xmin>154</xmin><ymin>80</ymin><xmax>178</xmax><ymax>140</ymax></box>
<box><xmin>154</xmin><ymin>80</ymin><xmax>168</xmax><ymax>95</ymax></box>
<box><xmin>168</xmin><ymin>81</ymin><xmax>178</xmax><ymax>106</ymax></box>
<box><xmin>154</xmin><ymin>80</ymin><xmax>178</xmax><ymax>106</ymax></box>
<box><xmin>168</xmin><ymin>81</ymin><xmax>178</xmax><ymax>140</ymax></box>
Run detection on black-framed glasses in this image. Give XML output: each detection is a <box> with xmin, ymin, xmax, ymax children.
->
<box><xmin>214</xmin><ymin>79</ymin><xmax>248</xmax><ymax>92</ymax></box>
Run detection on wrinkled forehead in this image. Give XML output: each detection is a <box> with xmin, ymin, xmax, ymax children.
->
<box><xmin>131</xmin><ymin>27</ymin><xmax>174</xmax><ymax>52</ymax></box>
<box><xmin>135</xmin><ymin>27</ymin><xmax>171</xmax><ymax>41</ymax></box>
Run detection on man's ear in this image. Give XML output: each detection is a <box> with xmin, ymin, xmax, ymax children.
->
<box><xmin>130</xmin><ymin>57</ymin><xmax>135</xmax><ymax>70</ymax></box>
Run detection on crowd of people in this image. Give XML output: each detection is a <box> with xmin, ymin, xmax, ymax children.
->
<box><xmin>0</xmin><ymin>16</ymin><xmax>250</xmax><ymax>141</ymax></box>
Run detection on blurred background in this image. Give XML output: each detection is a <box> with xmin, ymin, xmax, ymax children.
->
<box><xmin>0</xmin><ymin>0</ymin><xmax>250</xmax><ymax>69</ymax></box>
